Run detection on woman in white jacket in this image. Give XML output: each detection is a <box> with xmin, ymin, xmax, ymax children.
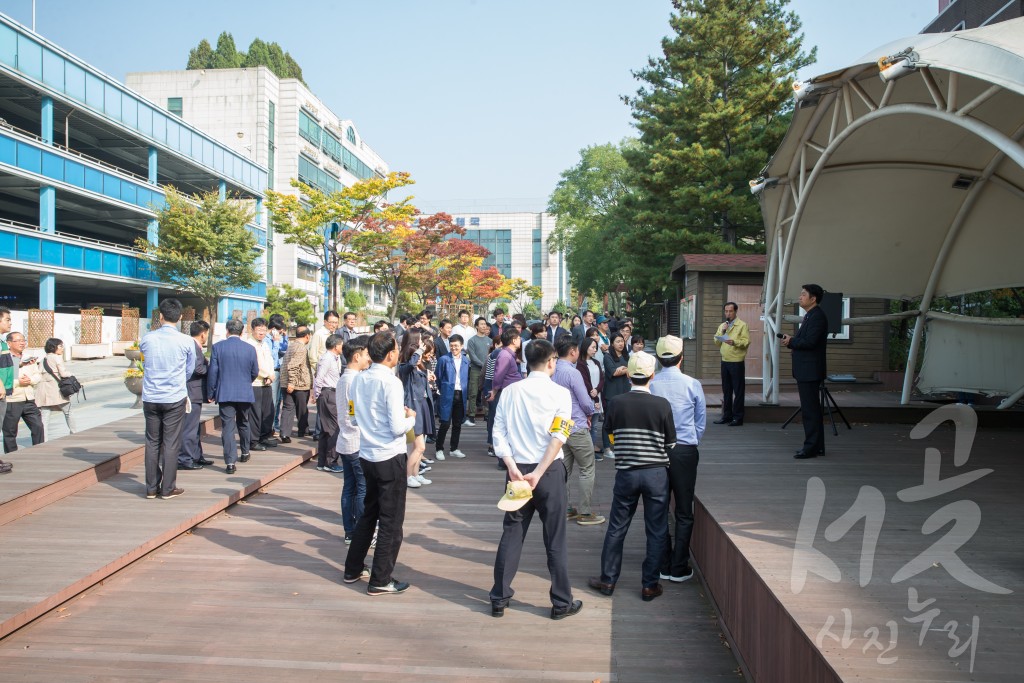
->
<box><xmin>36</xmin><ymin>338</ymin><xmax>77</xmax><ymax>437</ymax></box>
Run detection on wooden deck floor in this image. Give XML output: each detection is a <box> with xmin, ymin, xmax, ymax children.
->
<box><xmin>0</xmin><ymin>423</ymin><xmax>742</xmax><ymax>682</ymax></box>
<box><xmin>694</xmin><ymin>417</ymin><xmax>1024</xmax><ymax>682</ymax></box>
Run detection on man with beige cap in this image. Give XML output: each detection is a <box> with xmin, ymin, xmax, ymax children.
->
<box><xmin>650</xmin><ymin>335</ymin><xmax>706</xmax><ymax>584</ymax></box>
<box><xmin>489</xmin><ymin>339</ymin><xmax>582</xmax><ymax>621</ymax></box>
<box><xmin>587</xmin><ymin>351</ymin><xmax>676</xmax><ymax>602</ymax></box>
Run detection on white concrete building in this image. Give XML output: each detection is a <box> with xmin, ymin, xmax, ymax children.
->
<box><xmin>443</xmin><ymin>212</ymin><xmax>570</xmax><ymax>314</ymax></box>
<box><xmin>125</xmin><ymin>66</ymin><xmax>389</xmax><ymax>314</ymax></box>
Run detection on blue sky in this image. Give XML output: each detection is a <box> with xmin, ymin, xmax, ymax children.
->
<box><xmin>0</xmin><ymin>0</ymin><xmax>938</xmax><ymax>211</ymax></box>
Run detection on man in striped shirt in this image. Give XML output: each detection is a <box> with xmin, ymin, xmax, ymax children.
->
<box><xmin>588</xmin><ymin>351</ymin><xmax>676</xmax><ymax>603</ymax></box>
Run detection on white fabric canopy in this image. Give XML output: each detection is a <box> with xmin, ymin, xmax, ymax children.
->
<box><xmin>757</xmin><ymin>19</ymin><xmax>1024</xmax><ymax>406</ymax></box>
<box><xmin>760</xmin><ymin>18</ymin><xmax>1024</xmax><ymax>301</ymax></box>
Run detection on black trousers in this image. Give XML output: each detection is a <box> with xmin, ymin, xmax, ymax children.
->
<box><xmin>490</xmin><ymin>461</ymin><xmax>573</xmax><ymax>609</ymax></box>
<box><xmin>248</xmin><ymin>385</ymin><xmax>274</xmax><ymax>444</ymax></box>
<box><xmin>280</xmin><ymin>388</ymin><xmax>309</xmax><ymax>439</ymax></box>
<box><xmin>720</xmin><ymin>360</ymin><xmax>745</xmax><ymax>421</ymax></box>
<box><xmin>661</xmin><ymin>444</ymin><xmax>699</xmax><ymax>577</ymax></box>
<box><xmin>316</xmin><ymin>388</ymin><xmax>339</xmax><ymax>467</ymax></box>
<box><xmin>218</xmin><ymin>401</ymin><xmax>251</xmax><ymax>465</ymax></box>
<box><xmin>178</xmin><ymin>399</ymin><xmax>204</xmax><ymax>466</ymax></box>
<box><xmin>345</xmin><ymin>453</ymin><xmax>408</xmax><ymax>588</ymax></box>
<box><xmin>797</xmin><ymin>380</ymin><xmax>825</xmax><ymax>454</ymax></box>
<box><xmin>435</xmin><ymin>390</ymin><xmax>464</xmax><ymax>451</ymax></box>
<box><xmin>142</xmin><ymin>399</ymin><xmax>187</xmax><ymax>495</ymax></box>
<box><xmin>2</xmin><ymin>400</ymin><xmax>44</xmax><ymax>453</ymax></box>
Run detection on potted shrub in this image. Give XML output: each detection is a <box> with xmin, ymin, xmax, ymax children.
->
<box><xmin>124</xmin><ymin>357</ymin><xmax>144</xmax><ymax>408</ymax></box>
<box><xmin>124</xmin><ymin>341</ymin><xmax>142</xmax><ymax>366</ymax></box>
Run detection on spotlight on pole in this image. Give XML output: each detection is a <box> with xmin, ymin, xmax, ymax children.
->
<box><xmin>878</xmin><ymin>49</ymin><xmax>919</xmax><ymax>83</ymax></box>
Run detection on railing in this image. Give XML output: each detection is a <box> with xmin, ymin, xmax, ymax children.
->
<box><xmin>0</xmin><ymin>118</ymin><xmax>150</xmax><ymax>185</ymax></box>
<box><xmin>0</xmin><ymin>216</ymin><xmax>142</xmax><ymax>255</ymax></box>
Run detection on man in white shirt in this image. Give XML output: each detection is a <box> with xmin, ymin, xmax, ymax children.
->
<box><xmin>246</xmin><ymin>318</ymin><xmax>277</xmax><ymax>450</ymax></box>
<box><xmin>343</xmin><ymin>330</ymin><xmax>416</xmax><ymax>596</ymax></box>
<box><xmin>489</xmin><ymin>339</ymin><xmax>582</xmax><ymax>621</ymax></box>
<box><xmin>451</xmin><ymin>309</ymin><xmax>475</xmax><ymax>346</ymax></box>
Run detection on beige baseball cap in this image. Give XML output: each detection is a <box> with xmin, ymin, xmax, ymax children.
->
<box><xmin>627</xmin><ymin>351</ymin><xmax>656</xmax><ymax>379</ymax></box>
<box><xmin>497</xmin><ymin>480</ymin><xmax>533</xmax><ymax>511</ymax></box>
<box><xmin>656</xmin><ymin>335</ymin><xmax>683</xmax><ymax>358</ymax></box>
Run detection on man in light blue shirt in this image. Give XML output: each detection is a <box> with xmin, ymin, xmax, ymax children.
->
<box><xmin>649</xmin><ymin>335</ymin><xmax>706</xmax><ymax>583</ymax></box>
<box><xmin>343</xmin><ymin>330</ymin><xmax>416</xmax><ymax>596</ymax></box>
<box><xmin>139</xmin><ymin>298</ymin><xmax>196</xmax><ymax>500</ymax></box>
<box><xmin>551</xmin><ymin>336</ymin><xmax>604</xmax><ymax>526</ymax></box>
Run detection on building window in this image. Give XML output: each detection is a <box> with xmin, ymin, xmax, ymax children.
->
<box><xmin>299</xmin><ymin>109</ymin><xmax>322</xmax><ymax>146</ymax></box>
<box><xmin>167</xmin><ymin>97</ymin><xmax>182</xmax><ymax>117</ymax></box>
<box><xmin>470</xmin><ymin>217</ymin><xmax>480</xmax><ymax>226</ymax></box>
<box><xmin>532</xmin><ymin>228</ymin><xmax>542</xmax><ymax>287</ymax></box>
<box><xmin>297</xmin><ymin>261</ymin><xmax>319</xmax><ymax>282</ymax></box>
<box><xmin>347</xmin><ymin>126</ymin><xmax>356</xmax><ymax>144</ymax></box>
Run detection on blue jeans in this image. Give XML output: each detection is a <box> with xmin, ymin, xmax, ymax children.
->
<box><xmin>340</xmin><ymin>451</ymin><xmax>366</xmax><ymax>536</ymax></box>
<box><xmin>271</xmin><ymin>369</ymin><xmax>282</xmax><ymax>432</ymax></box>
<box><xmin>600</xmin><ymin>466</ymin><xmax>669</xmax><ymax>588</ymax></box>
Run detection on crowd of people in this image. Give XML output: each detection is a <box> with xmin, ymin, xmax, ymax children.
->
<box><xmin>0</xmin><ymin>306</ymin><xmax>79</xmax><ymax>472</ymax></box>
<box><xmin>3</xmin><ymin>285</ymin><xmax>830</xmax><ymax>616</ymax></box>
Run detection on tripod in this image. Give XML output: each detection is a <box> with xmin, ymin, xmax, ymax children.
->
<box><xmin>781</xmin><ymin>382</ymin><xmax>852</xmax><ymax>436</ymax></box>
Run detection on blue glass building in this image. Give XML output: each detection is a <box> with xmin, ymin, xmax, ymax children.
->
<box><xmin>0</xmin><ymin>14</ymin><xmax>268</xmax><ymax>320</ymax></box>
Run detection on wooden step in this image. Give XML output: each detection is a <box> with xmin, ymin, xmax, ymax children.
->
<box><xmin>0</xmin><ymin>408</ymin><xmax>221</xmax><ymax>527</ymax></box>
<box><xmin>0</xmin><ymin>425</ymin><xmax>317</xmax><ymax>640</ymax></box>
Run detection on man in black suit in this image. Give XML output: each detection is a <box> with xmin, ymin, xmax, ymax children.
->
<box><xmin>781</xmin><ymin>284</ymin><xmax>828</xmax><ymax>459</ymax></box>
<box><xmin>207</xmin><ymin>319</ymin><xmax>260</xmax><ymax>474</ymax></box>
<box><xmin>570</xmin><ymin>310</ymin><xmax>595</xmax><ymax>347</ymax></box>
<box><xmin>178</xmin><ymin>320</ymin><xmax>214</xmax><ymax>470</ymax></box>
<box><xmin>546</xmin><ymin>311</ymin><xmax>568</xmax><ymax>343</ymax></box>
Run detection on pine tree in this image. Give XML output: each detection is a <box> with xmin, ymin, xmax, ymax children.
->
<box><xmin>622</xmin><ymin>0</ymin><xmax>815</xmax><ymax>287</ymax></box>
<box><xmin>212</xmin><ymin>32</ymin><xmax>242</xmax><ymax>69</ymax></box>
<box><xmin>186</xmin><ymin>39</ymin><xmax>215</xmax><ymax>70</ymax></box>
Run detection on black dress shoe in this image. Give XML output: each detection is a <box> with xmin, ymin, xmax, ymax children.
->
<box><xmin>259</xmin><ymin>440</ymin><xmax>278</xmax><ymax>448</ymax></box>
<box><xmin>279</xmin><ymin>436</ymin><xmax>292</xmax><ymax>444</ymax></box>
<box><xmin>794</xmin><ymin>450</ymin><xmax>818</xmax><ymax>459</ymax></box>
<box><xmin>197</xmin><ymin>458</ymin><xmax>215</xmax><ymax>466</ymax></box>
<box><xmin>250</xmin><ymin>442</ymin><xmax>267</xmax><ymax>451</ymax></box>
<box><xmin>239</xmin><ymin>452</ymin><xmax>251</xmax><ymax>463</ymax></box>
<box><xmin>551</xmin><ymin>599</ymin><xmax>583</xmax><ymax>620</ymax></box>
<box><xmin>587</xmin><ymin>577</ymin><xmax>615</xmax><ymax>596</ymax></box>
<box><xmin>712</xmin><ymin>417</ymin><xmax>731</xmax><ymax>425</ymax></box>
<box><xmin>226</xmin><ymin>464</ymin><xmax>237</xmax><ymax>474</ymax></box>
<box><xmin>728</xmin><ymin>420</ymin><xmax>744</xmax><ymax>426</ymax></box>
<box><xmin>491</xmin><ymin>603</ymin><xmax>506</xmax><ymax>618</ymax></box>
<box><xmin>641</xmin><ymin>584</ymin><xmax>664</xmax><ymax>602</ymax></box>
<box><xmin>177</xmin><ymin>462</ymin><xmax>202</xmax><ymax>470</ymax></box>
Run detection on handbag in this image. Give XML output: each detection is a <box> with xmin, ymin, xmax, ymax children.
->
<box><xmin>43</xmin><ymin>358</ymin><xmax>85</xmax><ymax>399</ymax></box>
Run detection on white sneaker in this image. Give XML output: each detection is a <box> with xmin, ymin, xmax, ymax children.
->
<box><xmin>435</xmin><ymin>450</ymin><xmax>445</xmax><ymax>461</ymax></box>
<box><xmin>419</xmin><ymin>464</ymin><xmax>432</xmax><ymax>473</ymax></box>
<box><xmin>416</xmin><ymin>474</ymin><xmax>432</xmax><ymax>485</ymax></box>
<box><xmin>450</xmin><ymin>449</ymin><xmax>467</xmax><ymax>459</ymax></box>
<box><xmin>422</xmin><ymin>457</ymin><xmax>434</xmax><ymax>464</ymax></box>
<box><xmin>407</xmin><ymin>475</ymin><xmax>422</xmax><ymax>488</ymax></box>
<box><xmin>462</xmin><ymin>419</ymin><xmax>475</xmax><ymax>427</ymax></box>
<box><xmin>603</xmin><ymin>448</ymin><xmax>615</xmax><ymax>459</ymax></box>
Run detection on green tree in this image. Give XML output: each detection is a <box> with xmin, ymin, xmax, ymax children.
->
<box><xmin>505</xmin><ymin>278</ymin><xmax>543</xmax><ymax>316</ymax></box>
<box><xmin>186</xmin><ymin>39</ymin><xmax>215</xmax><ymax>70</ymax></box>
<box><xmin>622</xmin><ymin>0</ymin><xmax>815</xmax><ymax>289</ymax></box>
<box><xmin>185</xmin><ymin>34</ymin><xmax>307</xmax><ymax>85</ymax></box>
<box><xmin>548</xmin><ymin>141</ymin><xmax>635</xmax><ymax>297</ymax></box>
<box><xmin>265</xmin><ymin>172</ymin><xmax>416</xmax><ymax>313</ymax></box>
<box><xmin>137</xmin><ymin>189</ymin><xmax>259</xmax><ymax>351</ymax></box>
<box><xmin>265</xmin><ymin>284</ymin><xmax>316</xmax><ymax>327</ymax></box>
<box><xmin>344</xmin><ymin>290</ymin><xmax>368</xmax><ymax>313</ymax></box>
<box><xmin>212</xmin><ymin>32</ymin><xmax>243</xmax><ymax>69</ymax></box>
